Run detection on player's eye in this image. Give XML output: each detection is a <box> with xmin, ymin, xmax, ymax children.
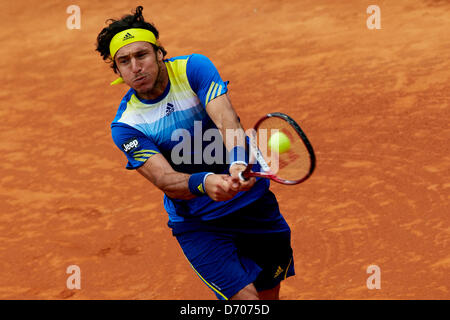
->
<box><xmin>136</xmin><ymin>52</ymin><xmax>148</xmax><ymax>59</ymax></box>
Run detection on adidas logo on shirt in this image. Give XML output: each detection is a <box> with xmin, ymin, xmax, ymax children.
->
<box><xmin>122</xmin><ymin>32</ymin><xmax>134</xmax><ymax>41</ymax></box>
<box><xmin>165</xmin><ymin>103</ymin><xmax>175</xmax><ymax>116</ymax></box>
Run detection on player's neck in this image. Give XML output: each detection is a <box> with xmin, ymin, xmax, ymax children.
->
<box><xmin>137</xmin><ymin>62</ymin><xmax>169</xmax><ymax>101</ymax></box>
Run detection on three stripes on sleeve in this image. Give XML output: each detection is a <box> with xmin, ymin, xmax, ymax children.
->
<box><xmin>133</xmin><ymin>149</ymin><xmax>159</xmax><ymax>162</ymax></box>
<box><xmin>204</xmin><ymin>81</ymin><xmax>223</xmax><ymax>106</ymax></box>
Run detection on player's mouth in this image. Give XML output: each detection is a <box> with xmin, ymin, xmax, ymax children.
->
<box><xmin>133</xmin><ymin>75</ymin><xmax>148</xmax><ymax>84</ymax></box>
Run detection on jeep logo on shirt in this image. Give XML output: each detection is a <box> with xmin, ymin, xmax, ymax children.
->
<box><xmin>122</xmin><ymin>138</ymin><xmax>140</xmax><ymax>153</ymax></box>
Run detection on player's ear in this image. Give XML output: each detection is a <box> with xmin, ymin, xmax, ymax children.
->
<box><xmin>113</xmin><ymin>61</ymin><xmax>121</xmax><ymax>76</ymax></box>
<box><xmin>156</xmin><ymin>48</ymin><xmax>163</xmax><ymax>61</ymax></box>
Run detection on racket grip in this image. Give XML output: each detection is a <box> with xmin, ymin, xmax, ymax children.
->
<box><xmin>239</xmin><ymin>171</ymin><xmax>249</xmax><ymax>182</ymax></box>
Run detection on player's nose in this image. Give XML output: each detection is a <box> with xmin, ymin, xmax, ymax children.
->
<box><xmin>130</xmin><ymin>58</ymin><xmax>142</xmax><ymax>73</ymax></box>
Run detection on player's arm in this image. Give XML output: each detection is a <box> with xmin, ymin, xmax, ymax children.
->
<box><xmin>137</xmin><ymin>153</ymin><xmax>239</xmax><ymax>201</ymax></box>
<box><xmin>186</xmin><ymin>53</ymin><xmax>255</xmax><ymax>190</ymax></box>
<box><xmin>112</xmin><ymin>122</ymin><xmax>237</xmax><ymax>201</ymax></box>
<box><xmin>205</xmin><ymin>94</ymin><xmax>256</xmax><ymax>191</ymax></box>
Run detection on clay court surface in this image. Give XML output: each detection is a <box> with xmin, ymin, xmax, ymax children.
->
<box><xmin>0</xmin><ymin>0</ymin><xmax>448</xmax><ymax>299</ymax></box>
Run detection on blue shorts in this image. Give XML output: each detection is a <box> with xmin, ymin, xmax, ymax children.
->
<box><xmin>173</xmin><ymin>191</ymin><xmax>295</xmax><ymax>300</ymax></box>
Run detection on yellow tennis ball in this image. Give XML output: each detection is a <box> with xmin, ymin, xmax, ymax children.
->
<box><xmin>268</xmin><ymin>131</ymin><xmax>291</xmax><ymax>154</ymax></box>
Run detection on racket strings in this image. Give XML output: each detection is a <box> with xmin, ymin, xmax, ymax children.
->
<box><xmin>254</xmin><ymin>117</ymin><xmax>312</xmax><ymax>182</ymax></box>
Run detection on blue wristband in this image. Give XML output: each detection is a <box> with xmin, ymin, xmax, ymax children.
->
<box><xmin>229</xmin><ymin>146</ymin><xmax>248</xmax><ymax>167</ymax></box>
<box><xmin>188</xmin><ymin>172</ymin><xmax>213</xmax><ymax>196</ymax></box>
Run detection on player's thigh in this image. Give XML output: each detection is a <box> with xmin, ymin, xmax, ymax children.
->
<box><xmin>258</xmin><ymin>283</ymin><xmax>280</xmax><ymax>300</ymax></box>
<box><xmin>230</xmin><ymin>283</ymin><xmax>259</xmax><ymax>300</ymax></box>
<box><xmin>236</xmin><ymin>230</ymin><xmax>295</xmax><ymax>292</ymax></box>
<box><xmin>175</xmin><ymin>230</ymin><xmax>262</xmax><ymax>300</ymax></box>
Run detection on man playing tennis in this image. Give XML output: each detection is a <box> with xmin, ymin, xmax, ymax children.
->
<box><xmin>96</xmin><ymin>6</ymin><xmax>294</xmax><ymax>300</ymax></box>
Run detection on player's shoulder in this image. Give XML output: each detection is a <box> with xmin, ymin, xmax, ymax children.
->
<box><xmin>165</xmin><ymin>53</ymin><xmax>209</xmax><ymax>62</ymax></box>
<box><xmin>165</xmin><ymin>53</ymin><xmax>214</xmax><ymax>69</ymax></box>
<box><xmin>165</xmin><ymin>54</ymin><xmax>192</xmax><ymax>63</ymax></box>
<box><xmin>188</xmin><ymin>53</ymin><xmax>215</xmax><ymax>67</ymax></box>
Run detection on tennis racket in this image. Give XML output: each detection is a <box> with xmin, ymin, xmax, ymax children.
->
<box><xmin>239</xmin><ymin>112</ymin><xmax>316</xmax><ymax>185</ymax></box>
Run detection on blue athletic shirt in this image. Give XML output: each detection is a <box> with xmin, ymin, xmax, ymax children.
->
<box><xmin>111</xmin><ymin>54</ymin><xmax>270</xmax><ymax>225</ymax></box>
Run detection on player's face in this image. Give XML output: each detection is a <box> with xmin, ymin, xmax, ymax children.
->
<box><xmin>115</xmin><ymin>42</ymin><xmax>165</xmax><ymax>98</ymax></box>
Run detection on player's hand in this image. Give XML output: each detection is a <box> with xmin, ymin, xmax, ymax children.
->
<box><xmin>204</xmin><ymin>174</ymin><xmax>240</xmax><ymax>201</ymax></box>
<box><xmin>229</xmin><ymin>163</ymin><xmax>256</xmax><ymax>192</ymax></box>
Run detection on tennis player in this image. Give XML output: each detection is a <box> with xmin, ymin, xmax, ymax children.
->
<box><xmin>96</xmin><ymin>6</ymin><xmax>294</xmax><ymax>300</ymax></box>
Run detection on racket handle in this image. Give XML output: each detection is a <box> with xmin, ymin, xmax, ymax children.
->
<box><xmin>239</xmin><ymin>171</ymin><xmax>249</xmax><ymax>181</ymax></box>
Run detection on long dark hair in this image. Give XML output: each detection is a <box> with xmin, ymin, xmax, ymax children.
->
<box><xmin>96</xmin><ymin>6</ymin><xmax>167</xmax><ymax>74</ymax></box>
